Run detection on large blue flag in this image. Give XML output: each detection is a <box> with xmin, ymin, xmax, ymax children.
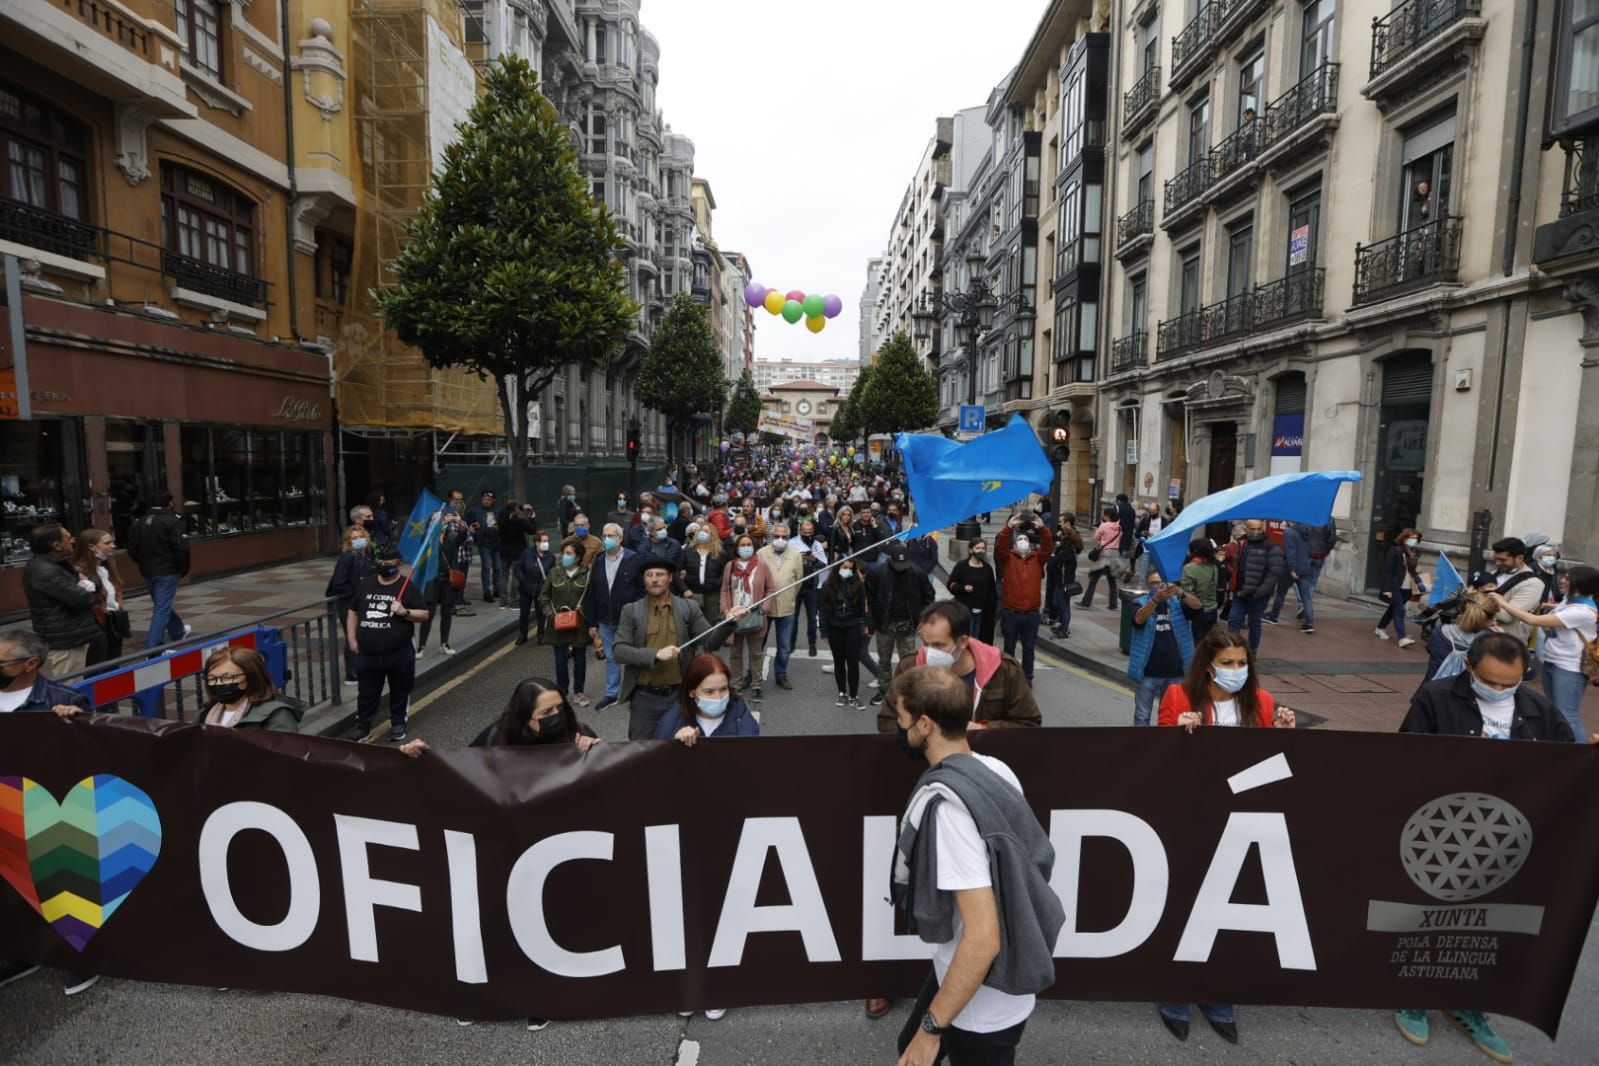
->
<box><xmin>1426</xmin><ymin>550</ymin><xmax>1465</xmax><ymax>607</ymax></box>
<box><xmin>896</xmin><ymin>415</ymin><xmax>1055</xmax><ymax>536</ymax></box>
<box><xmin>396</xmin><ymin>489</ymin><xmax>445</xmax><ymax>590</ymax></box>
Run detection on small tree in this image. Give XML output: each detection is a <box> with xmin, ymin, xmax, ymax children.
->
<box><xmin>636</xmin><ymin>293</ymin><xmax>729</xmax><ymax>460</ymax></box>
<box><xmin>828</xmin><ymin>388</ymin><xmax>858</xmax><ymax>442</ymax></box>
<box><xmin>857</xmin><ymin>333</ymin><xmax>938</xmax><ymax>434</ymax></box>
<box><xmin>724</xmin><ymin>370</ymin><xmax>763</xmax><ymax>438</ymax></box>
<box><xmin>376</xmin><ymin>56</ymin><xmax>636</xmax><ymax>502</ymax></box>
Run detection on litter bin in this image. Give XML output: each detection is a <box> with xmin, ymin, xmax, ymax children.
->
<box><xmin>951</xmin><ymin>520</ymin><xmax>981</xmax><ymax>566</ymax></box>
<box><xmin>1118</xmin><ymin>585</ymin><xmax>1141</xmax><ymax>655</ymax></box>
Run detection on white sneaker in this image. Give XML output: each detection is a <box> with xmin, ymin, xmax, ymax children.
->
<box><xmin>417</xmin><ymin>647</ymin><xmax>427</xmax><ymax>659</ymax></box>
<box><xmin>677</xmin><ymin>1011</ymin><xmax>694</xmax><ymax>1018</ymax></box>
<box><xmin>181</xmin><ymin>623</ymin><xmax>193</xmax><ymax>640</ymax></box>
<box><xmin>441</xmin><ymin>644</ymin><xmax>457</xmax><ymax>656</ymax></box>
<box><xmin>1374</xmin><ymin>628</ymin><xmax>1390</xmax><ymax>640</ymax></box>
<box><xmin>869</xmin><ymin>679</ymin><xmax>880</xmax><ymax>689</ymax></box>
<box><xmin>704</xmin><ymin>1009</ymin><xmax>727</xmax><ymax>1020</ymax></box>
<box><xmin>1398</xmin><ymin>637</ymin><xmax>1416</xmax><ymax>649</ymax></box>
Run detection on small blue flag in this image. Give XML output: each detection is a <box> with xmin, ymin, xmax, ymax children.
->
<box><xmin>396</xmin><ymin>489</ymin><xmax>445</xmax><ymax>590</ymax></box>
<box><xmin>896</xmin><ymin>415</ymin><xmax>1055</xmax><ymax>536</ymax></box>
<box><xmin>1427</xmin><ymin>551</ymin><xmax>1464</xmax><ymax>607</ymax></box>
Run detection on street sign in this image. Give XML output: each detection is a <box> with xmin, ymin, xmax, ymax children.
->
<box><xmin>959</xmin><ymin>405</ymin><xmax>985</xmax><ymax>433</ymax></box>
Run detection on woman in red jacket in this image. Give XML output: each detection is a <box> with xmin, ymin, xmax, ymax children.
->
<box><xmin>1154</xmin><ymin>626</ymin><xmax>1294</xmax><ymax>1045</ymax></box>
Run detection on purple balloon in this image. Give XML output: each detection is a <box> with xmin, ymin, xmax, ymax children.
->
<box><xmin>823</xmin><ymin>294</ymin><xmax>843</xmax><ymax>319</ymax></box>
<box><xmin>743</xmin><ymin>282</ymin><xmax>767</xmax><ymax>309</ymax></box>
<box><xmin>719</xmin><ymin>440</ymin><xmax>731</xmax><ymax>453</ymax></box>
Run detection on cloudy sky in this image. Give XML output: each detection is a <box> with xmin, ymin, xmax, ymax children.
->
<box><xmin>647</xmin><ymin>0</ymin><xmax>1049</xmax><ymax>364</ymax></box>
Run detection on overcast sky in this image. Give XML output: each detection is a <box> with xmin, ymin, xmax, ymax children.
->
<box><xmin>647</xmin><ymin>0</ymin><xmax>1048</xmax><ymax>364</ymax></box>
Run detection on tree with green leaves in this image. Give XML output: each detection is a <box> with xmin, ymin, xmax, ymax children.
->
<box><xmin>375</xmin><ymin>56</ymin><xmax>635</xmax><ymax>502</ymax></box>
<box><xmin>724</xmin><ymin>369</ymin><xmax>763</xmax><ymax>437</ymax></box>
<box><xmin>636</xmin><ymin>293</ymin><xmax>728</xmax><ymax>460</ymax></box>
<box><xmin>856</xmin><ymin>333</ymin><xmax>938</xmax><ymax>434</ymax></box>
<box><xmin>828</xmin><ymin>382</ymin><xmax>860</xmax><ymax>442</ymax></box>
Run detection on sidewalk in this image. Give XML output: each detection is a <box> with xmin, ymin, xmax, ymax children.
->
<box><xmin>937</xmin><ymin>510</ymin><xmax>1470</xmax><ymax>734</ymax></box>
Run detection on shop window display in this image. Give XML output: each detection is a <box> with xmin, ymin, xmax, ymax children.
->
<box><xmin>105</xmin><ymin>420</ymin><xmax>166</xmax><ymax>544</ymax></box>
<box><xmin>1</xmin><ymin>419</ymin><xmax>87</xmax><ymax>565</ymax></box>
<box><xmin>179</xmin><ymin>425</ymin><xmax>323</xmax><ymax>538</ymax></box>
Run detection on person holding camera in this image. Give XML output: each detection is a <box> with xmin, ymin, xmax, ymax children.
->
<box><xmin>994</xmin><ymin>513</ymin><xmax>1054</xmax><ymax>685</ymax></box>
<box><xmin>1128</xmin><ymin>568</ymin><xmax>1201</xmax><ymax>726</ymax></box>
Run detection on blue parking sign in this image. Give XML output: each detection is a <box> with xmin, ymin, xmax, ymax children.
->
<box><xmin>959</xmin><ymin>405</ymin><xmax>985</xmax><ymax>433</ymax></box>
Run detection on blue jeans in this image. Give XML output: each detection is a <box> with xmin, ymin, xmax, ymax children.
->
<box><xmin>553</xmin><ymin>643</ymin><xmax>587</xmax><ymax>697</ymax></box>
<box><xmin>771</xmin><ymin>612</ymin><xmax>798</xmax><ymax>680</ymax></box>
<box><xmin>1542</xmin><ymin>661</ymin><xmax>1589</xmax><ymax>742</ymax></box>
<box><xmin>1269</xmin><ymin>571</ymin><xmax>1316</xmax><ymax>626</ymax></box>
<box><xmin>1134</xmin><ymin>675</ymin><xmax>1178</xmax><ymax>726</ymax></box>
<box><xmin>1051</xmin><ymin>584</ymin><xmax>1073</xmax><ymax>634</ymax></box>
<box><xmin>143</xmin><ymin>574</ymin><xmax>186</xmax><ymax>649</ymax></box>
<box><xmin>1159</xmin><ymin>1002</ymin><xmax>1236</xmax><ymax>1026</ymax></box>
<box><xmin>1000</xmin><ymin>608</ymin><xmax>1042</xmax><ymax>682</ymax></box>
<box><xmin>1377</xmin><ymin>588</ymin><xmax>1411</xmax><ymax>639</ymax></box>
<box><xmin>477</xmin><ymin>546</ymin><xmax>502</xmax><ymax>596</ymax></box>
<box><xmin>1227</xmin><ymin>593</ymin><xmax>1268</xmax><ymax>653</ymax></box>
<box><xmin>598</xmin><ymin>621</ymin><xmax>621</xmax><ymax>699</ymax></box>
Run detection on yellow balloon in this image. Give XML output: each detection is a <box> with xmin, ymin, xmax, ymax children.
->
<box><xmin>847</xmin><ymin>446</ymin><xmax>855</xmax><ymax>456</ymax></box>
<box><xmin>763</xmin><ymin>290</ymin><xmax>785</xmax><ymax>315</ymax></box>
<box><xmin>805</xmin><ymin>314</ymin><xmax>825</xmax><ymax>333</ymax></box>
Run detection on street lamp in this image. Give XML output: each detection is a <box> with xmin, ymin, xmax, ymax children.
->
<box><xmin>917</xmin><ymin>267</ymin><xmax>1027</xmax><ymax>410</ymax></box>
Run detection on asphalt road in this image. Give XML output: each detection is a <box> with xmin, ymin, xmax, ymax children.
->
<box><xmin>5</xmin><ymin>627</ymin><xmax>1597</xmax><ymax>1065</ymax></box>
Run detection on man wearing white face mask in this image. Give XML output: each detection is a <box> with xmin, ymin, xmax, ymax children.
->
<box><xmin>757</xmin><ymin>523</ymin><xmax>806</xmax><ymax>690</ymax></box>
<box><xmin>1395</xmin><ymin>630</ymin><xmax>1571</xmax><ymax>1063</ymax></box>
<box><xmin>874</xmin><ymin>601</ymin><xmax>1040</xmax><ymax>733</ymax></box>
<box><xmin>994</xmin><ymin>514</ymin><xmax>1054</xmax><ymax>684</ymax></box>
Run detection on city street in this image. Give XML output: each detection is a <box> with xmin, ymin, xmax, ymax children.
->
<box><xmin>5</xmin><ymin>632</ymin><xmax>1597</xmax><ymax>1065</ymax></box>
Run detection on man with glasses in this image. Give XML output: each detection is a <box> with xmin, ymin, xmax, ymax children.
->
<box><xmin>0</xmin><ymin>628</ymin><xmax>99</xmax><ymax>997</ymax></box>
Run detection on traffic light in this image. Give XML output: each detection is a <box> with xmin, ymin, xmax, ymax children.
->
<box><xmin>1043</xmin><ymin>410</ymin><xmax>1071</xmax><ymax>464</ymax></box>
<box><xmin>626</xmin><ymin>417</ymin><xmax>641</xmax><ymax>464</ymax></box>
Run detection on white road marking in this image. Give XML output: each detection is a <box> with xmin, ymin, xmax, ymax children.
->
<box><xmin>675</xmin><ymin>1038</ymin><xmax>701</xmax><ymax>1066</ymax></box>
<box><xmin>359</xmin><ymin>640</ymin><xmax>519</xmax><ymax>741</ymax></box>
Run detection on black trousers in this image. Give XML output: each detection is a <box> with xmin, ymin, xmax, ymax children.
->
<box><xmin>418</xmin><ymin>602</ymin><xmax>453</xmax><ymax>649</ymax></box>
<box><xmin>826</xmin><ymin>622</ymin><xmax>861</xmax><ymax>697</ymax></box>
<box><xmin>896</xmin><ymin>972</ymin><xmax>1028</xmax><ymax>1065</ymax></box>
<box><xmin>797</xmin><ymin>584</ymin><xmax>820</xmax><ymax>651</ymax></box>
<box><xmin>354</xmin><ymin>646</ymin><xmax>416</xmax><ymax>728</ymax></box>
<box><xmin>628</xmin><ymin>687</ymin><xmax>679</xmax><ymax>740</ymax></box>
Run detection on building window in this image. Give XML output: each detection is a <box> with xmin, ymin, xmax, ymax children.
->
<box><xmin>1188</xmin><ymin>94</ymin><xmax>1210</xmax><ymax>165</ymax></box>
<box><xmin>175</xmin><ymin>0</ymin><xmax>223</xmax><ymax>80</ymax></box>
<box><xmin>1179</xmin><ymin>245</ymin><xmax>1202</xmax><ymax>313</ymax></box>
<box><xmin>1130</xmin><ymin>274</ymin><xmax>1148</xmax><ymax>331</ymax></box>
<box><xmin>0</xmin><ymin>84</ymin><xmax>88</xmax><ymax>220</ymax></box>
<box><xmin>1301</xmin><ymin>0</ymin><xmax>1335</xmax><ymax>78</ymax></box>
<box><xmin>594</xmin><ymin>23</ymin><xmax>608</xmax><ymax>64</ymax></box>
<box><xmin>1553</xmin><ymin>0</ymin><xmax>1599</xmax><ymax>135</ymax></box>
<box><xmin>589</xmin><ymin>111</ymin><xmax>607</xmax><ymax>155</ymax></box>
<box><xmin>178</xmin><ymin>426</ymin><xmax>324</xmax><ymax>538</ymax></box>
<box><xmin>1399</xmin><ymin>111</ymin><xmax>1455</xmax><ymax>231</ymax></box>
<box><xmin>1141</xmin><ymin>18</ymin><xmax>1159</xmax><ymax>75</ymax></box>
<box><xmin>161</xmin><ymin>165</ymin><xmax>254</xmax><ymax>275</ymax></box>
<box><xmin>1286</xmin><ymin>187</ymin><xmax>1321</xmax><ymax>271</ymax></box>
<box><xmin>1227</xmin><ymin>220</ymin><xmax>1254</xmax><ymax>297</ymax></box>
<box><xmin>1062</xmin><ymin>66</ymin><xmax>1086</xmax><ymax>166</ymax></box>
<box><xmin>1238</xmin><ymin>47</ymin><xmax>1265</xmax><ymax>127</ymax></box>
<box><xmin>315</xmin><ymin>234</ymin><xmax>352</xmax><ymax>302</ymax></box>
<box><xmin>1136</xmin><ymin>142</ymin><xmax>1154</xmax><ymax>205</ymax></box>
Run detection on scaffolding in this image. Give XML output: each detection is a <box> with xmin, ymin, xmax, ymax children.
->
<box><xmin>341</xmin><ymin>0</ymin><xmax>502</xmax><ymax>436</ymax></box>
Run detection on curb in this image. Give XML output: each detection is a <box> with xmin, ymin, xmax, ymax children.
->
<box><xmin>303</xmin><ymin>609</ymin><xmax>522</xmax><ymax>738</ymax></box>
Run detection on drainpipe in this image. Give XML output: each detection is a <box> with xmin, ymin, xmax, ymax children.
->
<box><xmin>280</xmin><ymin>0</ymin><xmax>304</xmax><ymax>344</ymax></box>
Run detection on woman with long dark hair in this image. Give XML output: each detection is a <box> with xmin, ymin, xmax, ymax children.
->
<box><xmin>1377</xmin><ymin>527</ymin><xmax>1425</xmax><ymax>648</ymax></box>
<box><xmin>72</xmin><ymin>527</ymin><xmax>127</xmax><ymax>666</ymax></box>
<box><xmin>1180</xmin><ymin>537</ymin><xmax>1222</xmax><ymax>637</ymax></box>
<box><xmin>1152</xmin><ymin>627</ymin><xmax>1293</xmax><ymax>1044</ymax></box>
<box><xmin>820</xmin><ymin>558</ymin><xmax>870</xmax><ymax>707</ymax></box>
<box><xmin>947</xmin><ymin>538</ymin><xmax>998</xmax><ymax>645</ymax></box>
<box><xmin>1048</xmin><ymin>515</ymin><xmax>1084</xmax><ymax>638</ymax></box>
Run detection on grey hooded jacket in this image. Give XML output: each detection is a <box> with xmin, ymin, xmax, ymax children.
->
<box><xmin>890</xmin><ymin>753</ymin><xmax>1064</xmax><ymax>997</ymax></box>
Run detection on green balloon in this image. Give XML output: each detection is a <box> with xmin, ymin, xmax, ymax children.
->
<box><xmin>782</xmin><ymin>299</ymin><xmax>804</xmax><ymax>324</ymax></box>
<box><xmin>802</xmin><ymin>293</ymin><xmax>825</xmax><ymax>317</ymax></box>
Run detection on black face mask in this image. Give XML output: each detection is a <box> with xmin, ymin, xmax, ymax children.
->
<box><xmin>896</xmin><ymin>725</ymin><xmax>925</xmax><ymax>763</ymax></box>
<box><xmin>535</xmin><ymin>712</ymin><xmax>569</xmax><ymax>742</ymax></box>
<box><xmin>208</xmin><ymin>683</ymin><xmax>246</xmax><ymax>705</ymax></box>
<box><xmin>378</xmin><ymin>564</ymin><xmax>400</xmax><ymax>577</ymax></box>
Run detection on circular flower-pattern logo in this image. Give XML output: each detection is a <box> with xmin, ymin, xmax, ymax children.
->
<box><xmin>1399</xmin><ymin>792</ymin><xmax>1532</xmax><ymax>902</ymax></box>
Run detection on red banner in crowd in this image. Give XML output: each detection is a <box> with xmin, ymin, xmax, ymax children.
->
<box><xmin>3</xmin><ymin>716</ymin><xmax>1598</xmax><ymax>1034</ymax></box>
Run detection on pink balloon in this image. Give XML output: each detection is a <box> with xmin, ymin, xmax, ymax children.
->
<box><xmin>785</xmin><ymin>289</ymin><xmax>805</xmax><ymax>304</ymax></box>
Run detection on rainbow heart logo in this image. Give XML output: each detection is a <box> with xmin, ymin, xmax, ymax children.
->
<box><xmin>0</xmin><ymin>775</ymin><xmax>162</xmax><ymax>951</ymax></box>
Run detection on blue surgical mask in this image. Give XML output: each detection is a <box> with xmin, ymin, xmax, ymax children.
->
<box><xmin>1470</xmin><ymin>673</ymin><xmax>1518</xmax><ymax>704</ymax></box>
<box><xmin>738</xmin><ymin>546</ymin><xmax>754</xmax><ymax>560</ymax></box>
<box><xmin>1212</xmin><ymin>665</ymin><xmax>1250</xmax><ymax>693</ymax></box>
<box><xmin>575</xmin><ymin>525</ymin><xmax>589</xmax><ymax>537</ymax></box>
<box><xmin>561</xmin><ymin>553</ymin><xmax>577</xmax><ymax>568</ymax></box>
<box><xmin>603</xmin><ymin>536</ymin><xmax>621</xmax><ymax>552</ymax></box>
<box><xmin>696</xmin><ymin>694</ymin><xmax>729</xmax><ymax>718</ymax></box>
<box><xmin>654</xmin><ymin>528</ymin><xmax>668</xmax><ymax>541</ymax></box>
<box><xmin>351</xmin><ymin>538</ymin><xmax>369</xmax><ymax>551</ymax></box>
<box><xmin>696</xmin><ymin>530</ymin><xmax>710</xmax><ymax>544</ymax></box>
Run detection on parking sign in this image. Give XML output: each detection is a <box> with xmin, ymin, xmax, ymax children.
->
<box><xmin>959</xmin><ymin>405</ymin><xmax>985</xmax><ymax>433</ymax></box>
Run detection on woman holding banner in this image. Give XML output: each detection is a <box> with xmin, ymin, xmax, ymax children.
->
<box><xmin>198</xmin><ymin>647</ymin><xmax>302</xmax><ymax>732</ymax></box>
<box><xmin>1154</xmin><ymin>627</ymin><xmax>1294</xmax><ymax>1044</ymax></box>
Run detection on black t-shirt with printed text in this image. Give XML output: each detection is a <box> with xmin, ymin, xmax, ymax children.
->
<box><xmin>351</xmin><ymin>574</ymin><xmax>424</xmax><ymax>655</ymax></box>
<box><xmin>1144</xmin><ymin>603</ymin><xmax>1184</xmax><ymax>678</ymax></box>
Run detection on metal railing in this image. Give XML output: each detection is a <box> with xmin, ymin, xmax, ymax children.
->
<box><xmin>1111</xmin><ymin>331</ymin><xmax>1147</xmax><ymax>373</ymax></box>
<box><xmin>1117</xmin><ymin>200</ymin><xmax>1155</xmax><ymax>246</ymax></box>
<box><xmin>1369</xmin><ymin>0</ymin><xmax>1481</xmax><ymax>78</ymax></box>
<box><xmin>1123</xmin><ymin>66</ymin><xmax>1161</xmax><ymax>129</ymax></box>
<box><xmin>162</xmin><ymin>249</ymin><xmax>267</xmax><ymax>306</ymax></box>
<box><xmin>1209</xmin><ymin>121</ymin><xmax>1261</xmax><ymax>184</ymax></box>
<box><xmin>1201</xmin><ymin>290</ymin><xmax>1254</xmax><ymax>341</ymax></box>
<box><xmin>0</xmin><ymin>199</ymin><xmax>99</xmax><ymax>260</ymax></box>
<box><xmin>1353</xmin><ymin>216</ymin><xmax>1463</xmax><ymax>304</ymax></box>
<box><xmin>1164</xmin><ymin>157</ymin><xmax>1210</xmax><ymax>217</ymax></box>
<box><xmin>1253</xmin><ymin>269</ymin><xmax>1325</xmax><ymax>326</ymax></box>
<box><xmin>1156</xmin><ymin>309</ymin><xmax>1206</xmax><ymax>358</ymax></box>
<box><xmin>1560</xmin><ymin>135</ymin><xmax>1599</xmax><ymax>218</ymax></box>
<box><xmin>1172</xmin><ymin>3</ymin><xmax>1213</xmax><ymax>74</ymax></box>
<box><xmin>1263</xmin><ymin>63</ymin><xmax>1340</xmax><ymax>150</ymax></box>
<box><xmin>55</xmin><ymin>598</ymin><xmax>343</xmax><ymax>723</ymax></box>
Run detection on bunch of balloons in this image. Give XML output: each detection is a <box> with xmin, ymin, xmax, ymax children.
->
<box><xmin>744</xmin><ymin>282</ymin><xmax>843</xmax><ymax>334</ymax></box>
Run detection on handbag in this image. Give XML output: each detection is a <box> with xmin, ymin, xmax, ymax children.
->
<box><xmin>553</xmin><ymin>608</ymin><xmax>581</xmax><ymax>632</ymax></box>
<box><xmin>1060</xmin><ymin>580</ymin><xmax>1084</xmax><ymax>599</ymax></box>
<box><xmin>448</xmin><ymin>568</ymin><xmax>467</xmax><ymax>591</ymax></box>
<box><xmin>734</xmin><ymin>606</ymin><xmax>766</xmax><ymax>635</ymax></box>
<box><xmin>108</xmin><ymin>609</ymin><xmax>133</xmax><ymax>640</ymax></box>
<box><xmin>1087</xmin><ymin>546</ymin><xmax>1102</xmax><ymax>563</ymax></box>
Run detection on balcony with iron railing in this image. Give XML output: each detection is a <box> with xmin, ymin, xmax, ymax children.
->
<box><xmin>1170</xmin><ymin>3</ymin><xmax>1214</xmax><ymax>87</ymax></box>
<box><xmin>1156</xmin><ymin>309</ymin><xmax>1206</xmax><ymax>359</ymax></box>
<box><xmin>0</xmin><ymin>198</ymin><xmax>101</xmax><ymax>261</ymax></box>
<box><xmin>1122</xmin><ymin>66</ymin><xmax>1161</xmax><ymax>136</ymax></box>
<box><xmin>1353</xmin><ymin>216</ymin><xmax>1462</xmax><ymax>305</ymax></box>
<box><xmin>1534</xmin><ymin>135</ymin><xmax>1599</xmax><ymax>265</ymax></box>
<box><xmin>1111</xmin><ymin>331</ymin><xmax>1147</xmax><ymax>374</ymax></box>
<box><xmin>1162</xmin><ymin>158</ymin><xmax>1209</xmax><ymax>231</ymax></box>
<box><xmin>1252</xmin><ymin>268</ymin><xmax>1325</xmax><ymax>328</ymax></box>
<box><xmin>1260</xmin><ymin>63</ymin><xmax>1340</xmax><ymax>166</ymax></box>
<box><xmin>1198</xmin><ymin>290</ymin><xmax>1254</xmax><ymax>345</ymax></box>
<box><xmin>162</xmin><ymin>249</ymin><xmax>267</xmax><ymax>307</ymax></box>
<box><xmin>1363</xmin><ymin>0</ymin><xmax>1485</xmax><ymax>101</ymax></box>
<box><xmin>1207</xmin><ymin>121</ymin><xmax>1261</xmax><ymax>203</ymax></box>
<box><xmin>1115</xmin><ymin>200</ymin><xmax>1155</xmax><ymax>260</ymax></box>
<box><xmin>1211</xmin><ymin>0</ymin><xmax>1270</xmax><ymax>46</ymax></box>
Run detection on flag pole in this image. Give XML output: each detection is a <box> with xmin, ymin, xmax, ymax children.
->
<box><xmin>395</xmin><ymin>510</ymin><xmax>444</xmax><ymax>602</ymax></box>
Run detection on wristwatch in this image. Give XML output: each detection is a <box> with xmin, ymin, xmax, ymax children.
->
<box><xmin>920</xmin><ymin>1009</ymin><xmax>947</xmax><ymax>1036</ymax></box>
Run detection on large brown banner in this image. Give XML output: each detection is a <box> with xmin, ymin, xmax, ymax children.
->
<box><xmin>4</xmin><ymin>715</ymin><xmax>1598</xmax><ymax>1035</ymax></box>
